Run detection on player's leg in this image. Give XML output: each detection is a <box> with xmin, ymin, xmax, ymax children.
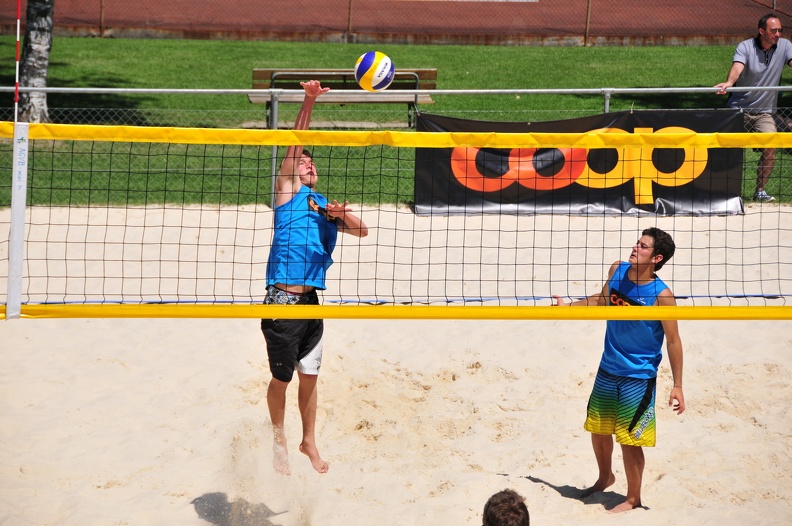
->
<box><xmin>295</xmin><ymin>317</ymin><xmax>329</xmax><ymax>473</ymax></box>
<box><xmin>610</xmin><ymin>444</ymin><xmax>644</xmax><ymax>513</ymax></box>
<box><xmin>296</xmin><ymin>371</ymin><xmax>328</xmax><ymax>473</ymax></box>
<box><xmin>261</xmin><ymin>317</ymin><xmax>302</xmax><ymax>476</ymax></box>
<box><xmin>581</xmin><ymin>432</ymin><xmax>616</xmax><ymax>498</ymax></box>
<box><xmin>611</xmin><ymin>375</ymin><xmax>656</xmax><ymax>511</ymax></box>
<box><xmin>582</xmin><ymin>368</ymin><xmax>618</xmax><ymax>497</ymax></box>
<box><xmin>267</xmin><ymin>377</ymin><xmax>292</xmax><ymax>475</ymax></box>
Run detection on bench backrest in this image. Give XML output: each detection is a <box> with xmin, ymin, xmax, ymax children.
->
<box><xmin>249</xmin><ymin>68</ymin><xmax>437</xmax><ymax>105</ymax></box>
<box><xmin>253</xmin><ymin>68</ymin><xmax>437</xmax><ymax>92</ymax></box>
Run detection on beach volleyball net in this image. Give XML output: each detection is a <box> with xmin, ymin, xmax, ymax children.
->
<box><xmin>1</xmin><ymin>121</ymin><xmax>791</xmax><ymax>320</ymax></box>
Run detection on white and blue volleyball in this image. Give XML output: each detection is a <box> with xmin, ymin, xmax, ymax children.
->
<box><xmin>354</xmin><ymin>51</ymin><xmax>395</xmax><ymax>92</ymax></box>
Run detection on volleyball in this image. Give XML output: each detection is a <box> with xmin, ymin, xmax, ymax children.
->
<box><xmin>354</xmin><ymin>51</ymin><xmax>395</xmax><ymax>92</ymax></box>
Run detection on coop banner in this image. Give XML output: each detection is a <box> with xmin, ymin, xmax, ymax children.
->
<box><xmin>414</xmin><ymin>110</ymin><xmax>744</xmax><ymax>216</ymax></box>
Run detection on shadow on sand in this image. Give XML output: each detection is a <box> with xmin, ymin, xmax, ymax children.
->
<box><xmin>498</xmin><ymin>473</ymin><xmax>650</xmax><ymax>512</ymax></box>
<box><xmin>191</xmin><ymin>492</ymin><xmax>286</xmax><ymax>526</ymax></box>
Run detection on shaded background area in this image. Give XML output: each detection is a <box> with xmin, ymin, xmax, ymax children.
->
<box><xmin>1</xmin><ymin>0</ymin><xmax>792</xmax><ymax>46</ymax></box>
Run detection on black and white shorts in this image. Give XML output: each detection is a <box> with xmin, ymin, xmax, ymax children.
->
<box><xmin>261</xmin><ymin>285</ymin><xmax>323</xmax><ymax>382</ymax></box>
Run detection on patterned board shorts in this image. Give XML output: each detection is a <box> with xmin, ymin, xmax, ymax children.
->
<box><xmin>584</xmin><ymin>367</ymin><xmax>657</xmax><ymax>447</ymax></box>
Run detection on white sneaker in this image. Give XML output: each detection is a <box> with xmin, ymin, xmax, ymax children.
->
<box><xmin>753</xmin><ymin>190</ymin><xmax>776</xmax><ymax>202</ymax></box>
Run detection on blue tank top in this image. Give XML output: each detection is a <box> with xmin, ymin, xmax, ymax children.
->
<box><xmin>266</xmin><ymin>186</ymin><xmax>338</xmax><ymax>290</ymax></box>
<box><xmin>601</xmin><ymin>261</ymin><xmax>669</xmax><ymax>379</ymax></box>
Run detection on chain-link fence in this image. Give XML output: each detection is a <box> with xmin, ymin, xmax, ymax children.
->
<box><xmin>3</xmin><ymin>85</ymin><xmax>792</xmax><ymax>203</ymax></box>
<box><xmin>2</xmin><ymin>0</ymin><xmax>792</xmax><ymax>46</ymax></box>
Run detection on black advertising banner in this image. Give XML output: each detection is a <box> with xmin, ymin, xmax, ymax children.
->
<box><xmin>414</xmin><ymin>110</ymin><xmax>745</xmax><ymax>216</ymax></box>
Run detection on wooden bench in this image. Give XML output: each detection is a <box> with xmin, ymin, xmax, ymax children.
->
<box><xmin>248</xmin><ymin>68</ymin><xmax>437</xmax><ymax>128</ymax></box>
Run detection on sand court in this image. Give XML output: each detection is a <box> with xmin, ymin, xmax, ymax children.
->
<box><xmin>1</xmin><ymin>315</ymin><xmax>791</xmax><ymax>525</ymax></box>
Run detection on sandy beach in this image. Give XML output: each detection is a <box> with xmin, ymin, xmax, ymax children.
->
<box><xmin>2</xmin><ymin>315</ymin><xmax>791</xmax><ymax>525</ymax></box>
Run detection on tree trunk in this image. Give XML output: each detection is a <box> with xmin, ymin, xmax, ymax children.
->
<box><xmin>19</xmin><ymin>0</ymin><xmax>55</xmax><ymax>123</ymax></box>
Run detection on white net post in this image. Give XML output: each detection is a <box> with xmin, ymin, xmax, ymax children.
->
<box><xmin>7</xmin><ymin>122</ymin><xmax>29</xmax><ymax>319</ymax></box>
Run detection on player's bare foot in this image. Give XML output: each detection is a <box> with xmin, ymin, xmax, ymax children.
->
<box><xmin>580</xmin><ymin>473</ymin><xmax>616</xmax><ymax>498</ymax></box>
<box><xmin>272</xmin><ymin>429</ymin><xmax>291</xmax><ymax>476</ymax></box>
<box><xmin>299</xmin><ymin>442</ymin><xmax>329</xmax><ymax>474</ymax></box>
<box><xmin>608</xmin><ymin>498</ymin><xmax>641</xmax><ymax>513</ymax></box>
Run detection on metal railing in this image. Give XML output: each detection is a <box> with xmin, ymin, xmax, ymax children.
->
<box><xmin>4</xmin><ymin>85</ymin><xmax>792</xmax><ymax>128</ymax></box>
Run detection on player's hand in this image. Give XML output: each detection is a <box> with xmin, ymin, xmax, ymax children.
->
<box><xmin>325</xmin><ymin>199</ymin><xmax>352</xmax><ymax>220</ymax></box>
<box><xmin>669</xmin><ymin>386</ymin><xmax>686</xmax><ymax>415</ymax></box>
<box><xmin>552</xmin><ymin>294</ymin><xmax>567</xmax><ymax>306</ymax></box>
<box><xmin>301</xmin><ymin>80</ymin><xmax>331</xmax><ymax>98</ymax></box>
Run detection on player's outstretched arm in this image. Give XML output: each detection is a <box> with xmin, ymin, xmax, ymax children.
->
<box><xmin>277</xmin><ymin>81</ymin><xmax>330</xmax><ymax>195</ymax></box>
<box><xmin>553</xmin><ymin>261</ymin><xmax>618</xmax><ymax>306</ymax></box>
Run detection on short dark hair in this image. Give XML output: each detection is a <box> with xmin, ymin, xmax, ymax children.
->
<box><xmin>302</xmin><ymin>149</ymin><xmax>313</xmax><ymax>159</ymax></box>
<box><xmin>642</xmin><ymin>227</ymin><xmax>675</xmax><ymax>271</ymax></box>
<box><xmin>483</xmin><ymin>489</ymin><xmax>529</xmax><ymax>526</ymax></box>
<box><xmin>759</xmin><ymin>13</ymin><xmax>780</xmax><ymax>30</ymax></box>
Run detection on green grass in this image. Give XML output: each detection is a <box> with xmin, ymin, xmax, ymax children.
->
<box><xmin>25</xmin><ymin>143</ymin><xmax>272</xmax><ymax>206</ymax></box>
<box><xmin>1</xmin><ymin>37</ymin><xmax>758</xmax><ymax>114</ymax></box>
<box><xmin>2</xmin><ymin>37</ymin><xmax>791</xmax><ymax>206</ymax></box>
<box><xmin>14</xmin><ymin>141</ymin><xmax>396</xmax><ymax>208</ymax></box>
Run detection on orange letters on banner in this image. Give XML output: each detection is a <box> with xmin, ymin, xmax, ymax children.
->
<box><xmin>504</xmin><ymin>148</ymin><xmax>587</xmax><ymax>191</ymax></box>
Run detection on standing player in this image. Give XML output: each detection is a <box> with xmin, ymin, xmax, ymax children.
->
<box><xmin>553</xmin><ymin>227</ymin><xmax>685</xmax><ymax>513</ymax></box>
<box><xmin>715</xmin><ymin>13</ymin><xmax>792</xmax><ymax>202</ymax></box>
<box><xmin>262</xmin><ymin>80</ymin><xmax>368</xmax><ymax>475</ymax></box>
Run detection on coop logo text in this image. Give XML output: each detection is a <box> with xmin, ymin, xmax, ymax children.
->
<box><xmin>450</xmin><ymin>127</ymin><xmax>709</xmax><ymax>204</ymax></box>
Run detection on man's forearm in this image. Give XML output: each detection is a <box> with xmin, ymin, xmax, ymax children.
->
<box><xmin>337</xmin><ymin>212</ymin><xmax>368</xmax><ymax>237</ymax></box>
